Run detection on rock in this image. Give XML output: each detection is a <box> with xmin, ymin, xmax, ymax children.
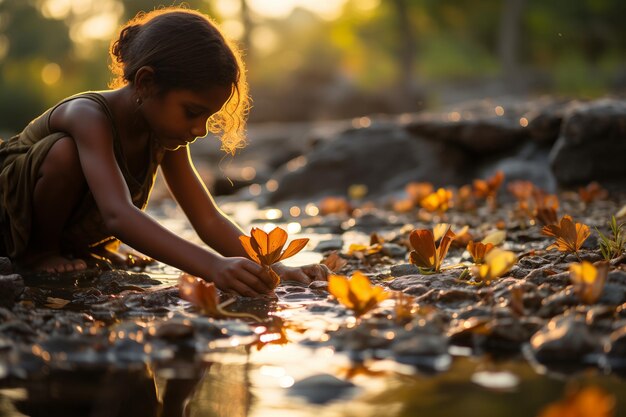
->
<box><xmin>288</xmin><ymin>374</ymin><xmax>356</xmax><ymax>404</ymax></box>
<box><xmin>381</xmin><ymin>243</ymin><xmax>407</xmax><ymax>258</ymax></box>
<box><xmin>314</xmin><ymin>238</ymin><xmax>344</xmax><ymax>252</ymax></box>
<box><xmin>404</xmin><ymin>98</ymin><xmax>531</xmax><ymax>153</ymax></box>
<box><xmin>0</xmin><ymin>274</ymin><xmax>24</xmax><ymax>308</ymax></box>
<box><xmin>526</xmin><ymin>100</ymin><xmax>581</xmax><ymax>144</ymax></box>
<box><xmin>265</xmin><ymin>123</ymin><xmax>464</xmax><ymax>204</ymax></box>
<box><xmin>0</xmin><ymin>258</ymin><xmax>13</xmax><ymax>275</ymax></box>
<box><xmin>550</xmin><ymin>99</ymin><xmax>626</xmax><ymax>186</ymax></box>
<box><xmin>390</xmin><ymin>264</ymin><xmax>421</xmax><ymax>277</ymax></box>
<box><xmin>529</xmin><ymin>313</ymin><xmax>599</xmax><ymax>362</ymax></box>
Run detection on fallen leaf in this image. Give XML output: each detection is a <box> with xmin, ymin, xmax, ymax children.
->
<box><xmin>482</xmin><ymin>230</ymin><xmax>507</xmax><ymax>246</ymax></box>
<box><xmin>467</xmin><ymin>241</ymin><xmax>495</xmax><ymax>264</ymax></box>
<box><xmin>45</xmin><ymin>297</ymin><xmax>70</xmax><ymax>309</ymax></box>
<box><xmin>328</xmin><ymin>271</ymin><xmax>390</xmax><ymax>317</ymax></box>
<box><xmin>319</xmin><ymin>196</ymin><xmax>352</xmax><ymax>215</ymax></box>
<box><xmin>409</xmin><ymin>226</ymin><xmax>456</xmax><ymax>272</ymax></box>
<box><xmin>579</xmin><ymin>181</ymin><xmax>608</xmax><ymax>204</ymax></box>
<box><xmin>471</xmin><ymin>249</ymin><xmax>517</xmax><ymax>284</ymax></box>
<box><xmin>321</xmin><ymin>251</ymin><xmax>348</xmax><ymax>272</ymax></box>
<box><xmin>542</xmin><ymin>215</ymin><xmax>590</xmax><ymax>257</ymax></box>
<box><xmin>473</xmin><ymin>170</ymin><xmax>504</xmax><ymax>208</ymax></box>
<box><xmin>569</xmin><ymin>261</ymin><xmax>609</xmax><ymax>304</ymax></box>
<box><xmin>420</xmin><ymin>188</ymin><xmax>453</xmax><ymax>213</ymax></box>
<box><xmin>405</xmin><ymin>182</ymin><xmax>434</xmax><ymax>205</ymax></box>
<box><xmin>392</xmin><ymin>291</ymin><xmax>416</xmax><ymax>323</ymax></box>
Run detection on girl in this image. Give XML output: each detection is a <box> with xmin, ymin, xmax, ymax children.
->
<box><xmin>0</xmin><ymin>7</ymin><xmax>327</xmax><ymax>296</ymax></box>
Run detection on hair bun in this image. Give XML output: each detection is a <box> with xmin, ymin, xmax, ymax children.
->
<box><xmin>111</xmin><ymin>24</ymin><xmax>141</xmax><ymax>64</ymax></box>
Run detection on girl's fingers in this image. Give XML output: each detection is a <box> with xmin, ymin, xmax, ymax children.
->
<box><xmin>228</xmin><ymin>280</ymin><xmax>261</xmax><ymax>297</ymax></box>
<box><xmin>242</xmin><ymin>261</ymin><xmax>275</xmax><ymax>290</ymax></box>
<box><xmin>238</xmin><ymin>269</ymin><xmax>274</xmax><ymax>294</ymax></box>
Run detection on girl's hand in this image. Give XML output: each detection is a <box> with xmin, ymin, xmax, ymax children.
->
<box><xmin>211</xmin><ymin>257</ymin><xmax>275</xmax><ymax>297</ymax></box>
<box><xmin>273</xmin><ymin>263</ymin><xmax>331</xmax><ymax>285</ymax></box>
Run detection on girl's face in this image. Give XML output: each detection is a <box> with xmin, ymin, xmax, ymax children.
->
<box><xmin>141</xmin><ymin>85</ymin><xmax>233</xmax><ymax>151</ymax></box>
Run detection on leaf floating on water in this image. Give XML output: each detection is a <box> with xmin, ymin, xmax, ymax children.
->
<box><xmin>328</xmin><ymin>271</ymin><xmax>389</xmax><ymax>318</ymax></box>
<box><xmin>569</xmin><ymin>261</ymin><xmax>609</xmax><ymax>304</ymax></box>
<box><xmin>45</xmin><ymin>297</ymin><xmax>70</xmax><ymax>309</ymax></box>
<box><xmin>239</xmin><ymin>226</ymin><xmax>309</xmax><ymax>288</ymax></box>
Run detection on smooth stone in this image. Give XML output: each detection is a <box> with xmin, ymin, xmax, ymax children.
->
<box><xmin>288</xmin><ymin>373</ymin><xmax>356</xmax><ymax>404</ymax></box>
<box><xmin>0</xmin><ymin>274</ymin><xmax>24</xmax><ymax>308</ymax></box>
<box><xmin>390</xmin><ymin>264</ymin><xmax>421</xmax><ymax>277</ymax></box>
<box><xmin>314</xmin><ymin>238</ymin><xmax>344</xmax><ymax>252</ymax></box>
<box><xmin>0</xmin><ymin>258</ymin><xmax>13</xmax><ymax>275</ymax></box>
<box><xmin>529</xmin><ymin>313</ymin><xmax>599</xmax><ymax>361</ymax></box>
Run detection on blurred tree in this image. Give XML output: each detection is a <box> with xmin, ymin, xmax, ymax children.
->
<box><xmin>498</xmin><ymin>0</ymin><xmax>526</xmax><ymax>82</ymax></box>
<box><xmin>0</xmin><ymin>0</ymin><xmax>74</xmax><ymax>133</ymax></box>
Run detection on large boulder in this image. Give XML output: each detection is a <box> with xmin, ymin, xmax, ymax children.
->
<box><xmin>264</xmin><ymin>122</ymin><xmax>466</xmax><ymax>204</ymax></box>
<box><xmin>550</xmin><ymin>99</ymin><xmax>626</xmax><ymax>186</ymax></box>
<box><xmin>403</xmin><ymin>98</ymin><xmax>533</xmax><ymax>153</ymax></box>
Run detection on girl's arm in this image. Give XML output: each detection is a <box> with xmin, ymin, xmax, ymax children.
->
<box><xmin>160</xmin><ymin>147</ymin><xmax>251</xmax><ymax>258</ymax></box>
<box><xmin>56</xmin><ymin>101</ymin><xmax>273</xmax><ymax>296</ymax></box>
<box><xmin>161</xmin><ymin>147</ymin><xmax>330</xmax><ymax>283</ymax></box>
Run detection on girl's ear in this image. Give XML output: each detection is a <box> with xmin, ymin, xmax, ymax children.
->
<box><xmin>134</xmin><ymin>66</ymin><xmax>157</xmax><ymax>98</ymax></box>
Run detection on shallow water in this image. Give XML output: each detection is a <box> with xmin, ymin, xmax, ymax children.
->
<box><xmin>1</xmin><ymin>199</ymin><xmax>625</xmax><ymax>417</ymax></box>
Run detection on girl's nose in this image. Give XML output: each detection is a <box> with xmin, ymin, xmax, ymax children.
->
<box><xmin>191</xmin><ymin>121</ymin><xmax>208</xmax><ymax>138</ymax></box>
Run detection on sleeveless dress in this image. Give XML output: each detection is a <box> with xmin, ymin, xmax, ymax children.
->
<box><xmin>0</xmin><ymin>91</ymin><xmax>165</xmax><ymax>258</ymax></box>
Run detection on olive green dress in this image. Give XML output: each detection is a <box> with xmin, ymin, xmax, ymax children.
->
<box><xmin>0</xmin><ymin>92</ymin><xmax>165</xmax><ymax>259</ymax></box>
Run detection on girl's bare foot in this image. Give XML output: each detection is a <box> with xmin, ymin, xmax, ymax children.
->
<box><xmin>22</xmin><ymin>252</ymin><xmax>88</xmax><ymax>273</ymax></box>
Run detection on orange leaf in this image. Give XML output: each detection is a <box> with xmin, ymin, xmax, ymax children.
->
<box><xmin>240</xmin><ymin>226</ymin><xmax>309</xmax><ymax>269</ymax></box>
<box><xmin>409</xmin><ymin>226</ymin><xmax>456</xmax><ymax>271</ymax></box>
<box><xmin>542</xmin><ymin>215</ymin><xmax>590</xmax><ymax>254</ymax></box>
<box><xmin>328</xmin><ymin>271</ymin><xmax>389</xmax><ymax>317</ymax></box>
<box><xmin>537</xmin><ymin>386</ymin><xmax>615</xmax><ymax>417</ymax></box>
<box><xmin>321</xmin><ymin>251</ymin><xmax>348</xmax><ymax>272</ymax></box>
<box><xmin>467</xmin><ymin>241</ymin><xmax>495</xmax><ymax>264</ymax></box>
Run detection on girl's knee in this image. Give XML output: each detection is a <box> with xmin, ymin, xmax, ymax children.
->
<box><xmin>39</xmin><ymin>136</ymin><xmax>84</xmax><ymax>183</ymax></box>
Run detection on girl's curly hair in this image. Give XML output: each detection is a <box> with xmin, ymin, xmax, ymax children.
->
<box><xmin>109</xmin><ymin>7</ymin><xmax>249</xmax><ymax>154</ymax></box>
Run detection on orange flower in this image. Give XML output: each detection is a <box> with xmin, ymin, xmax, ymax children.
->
<box><xmin>421</xmin><ymin>188</ymin><xmax>453</xmax><ymax>213</ymax></box>
<box><xmin>541</xmin><ymin>215</ymin><xmax>590</xmax><ymax>257</ymax></box>
<box><xmin>409</xmin><ymin>226</ymin><xmax>456</xmax><ymax>272</ymax></box>
<box><xmin>239</xmin><ymin>226</ymin><xmax>309</xmax><ymax>288</ymax></box>
<box><xmin>466</xmin><ymin>241</ymin><xmax>495</xmax><ymax>264</ymax></box>
<box><xmin>328</xmin><ymin>271</ymin><xmax>390</xmax><ymax>317</ymax></box>
<box><xmin>569</xmin><ymin>261</ymin><xmax>609</xmax><ymax>304</ymax></box>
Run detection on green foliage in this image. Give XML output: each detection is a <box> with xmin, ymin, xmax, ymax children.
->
<box><xmin>596</xmin><ymin>216</ymin><xmax>626</xmax><ymax>261</ymax></box>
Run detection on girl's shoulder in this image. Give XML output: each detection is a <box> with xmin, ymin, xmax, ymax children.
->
<box><xmin>47</xmin><ymin>91</ymin><xmax>118</xmax><ymax>139</ymax></box>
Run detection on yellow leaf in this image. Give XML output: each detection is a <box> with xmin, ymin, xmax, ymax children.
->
<box><xmin>420</xmin><ymin>188</ymin><xmax>453</xmax><ymax>213</ymax></box>
<box><xmin>569</xmin><ymin>261</ymin><xmax>608</xmax><ymax>304</ymax></box>
<box><xmin>481</xmin><ymin>230</ymin><xmax>507</xmax><ymax>246</ymax></box>
<box><xmin>328</xmin><ymin>271</ymin><xmax>389</xmax><ymax>317</ymax></box>
<box><xmin>471</xmin><ymin>249</ymin><xmax>517</xmax><ymax>284</ymax></box>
